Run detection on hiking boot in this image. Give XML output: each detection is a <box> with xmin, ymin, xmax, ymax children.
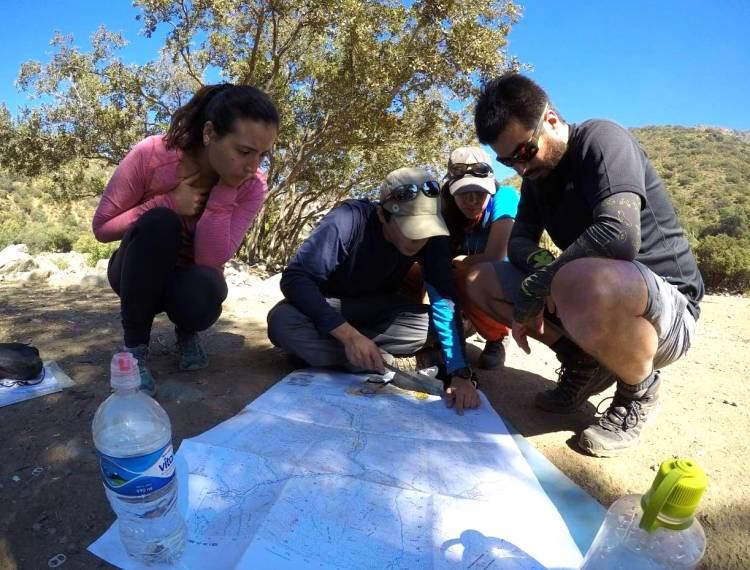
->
<box><xmin>124</xmin><ymin>344</ymin><xmax>156</xmax><ymax>397</ymax></box>
<box><xmin>535</xmin><ymin>355</ymin><xmax>616</xmax><ymax>413</ymax></box>
<box><xmin>478</xmin><ymin>337</ymin><xmax>508</xmax><ymax>370</ymax></box>
<box><xmin>578</xmin><ymin>373</ymin><xmax>661</xmax><ymax>457</ymax></box>
<box><xmin>176</xmin><ymin>329</ymin><xmax>209</xmax><ymax>371</ymax></box>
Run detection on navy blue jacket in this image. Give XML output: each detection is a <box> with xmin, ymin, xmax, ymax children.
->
<box><xmin>280</xmin><ymin>200</ymin><xmax>468</xmax><ymax>373</ymax></box>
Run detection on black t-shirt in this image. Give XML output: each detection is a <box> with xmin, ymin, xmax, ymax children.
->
<box><xmin>517</xmin><ymin>119</ymin><xmax>704</xmax><ymax>318</ymax></box>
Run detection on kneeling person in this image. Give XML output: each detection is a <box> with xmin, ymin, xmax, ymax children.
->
<box><xmin>267</xmin><ymin>167</ymin><xmax>478</xmax><ymax>414</ymax></box>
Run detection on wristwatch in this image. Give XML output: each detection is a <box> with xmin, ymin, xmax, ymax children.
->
<box><xmin>447</xmin><ymin>366</ymin><xmax>478</xmax><ymax>388</ymax></box>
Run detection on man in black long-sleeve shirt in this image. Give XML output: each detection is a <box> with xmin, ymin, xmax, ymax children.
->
<box><xmin>467</xmin><ymin>73</ymin><xmax>704</xmax><ymax>455</ymax></box>
<box><xmin>267</xmin><ymin>167</ymin><xmax>479</xmax><ymax>414</ymax></box>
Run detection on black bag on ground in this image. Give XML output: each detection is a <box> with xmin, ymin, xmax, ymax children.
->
<box><xmin>0</xmin><ymin>343</ymin><xmax>43</xmax><ymax>380</ymax></box>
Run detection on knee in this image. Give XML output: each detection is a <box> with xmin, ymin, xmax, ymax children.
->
<box><xmin>267</xmin><ymin>301</ymin><xmax>303</xmax><ymax>346</ymax></box>
<box><xmin>465</xmin><ymin>263</ymin><xmax>498</xmax><ymax>304</ymax></box>
<box><xmin>171</xmin><ymin>268</ymin><xmax>226</xmax><ymax>329</ymax></box>
<box><xmin>134</xmin><ymin>207</ymin><xmax>181</xmax><ymax>244</ymax></box>
<box><xmin>552</xmin><ymin>258</ymin><xmax>621</xmax><ymax>322</ymax></box>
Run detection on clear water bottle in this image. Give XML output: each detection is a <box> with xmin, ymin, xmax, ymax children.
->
<box><xmin>581</xmin><ymin>458</ymin><xmax>707</xmax><ymax>570</ymax></box>
<box><xmin>93</xmin><ymin>352</ymin><xmax>187</xmax><ymax>564</ymax></box>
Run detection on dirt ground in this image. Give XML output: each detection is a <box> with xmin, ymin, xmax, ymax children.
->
<box><xmin>0</xmin><ymin>280</ymin><xmax>747</xmax><ymax>570</ymax></box>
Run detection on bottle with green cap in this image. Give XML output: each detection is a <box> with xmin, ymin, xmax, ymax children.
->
<box><xmin>580</xmin><ymin>458</ymin><xmax>707</xmax><ymax>569</ymax></box>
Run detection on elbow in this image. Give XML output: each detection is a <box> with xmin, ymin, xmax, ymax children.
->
<box><xmin>91</xmin><ymin>224</ymin><xmax>110</xmax><ymax>243</ymax></box>
<box><xmin>610</xmin><ymin>233</ymin><xmax>640</xmax><ymax>260</ymax></box>
<box><xmin>195</xmin><ymin>249</ymin><xmax>232</xmax><ymax>270</ymax></box>
<box><xmin>279</xmin><ymin>271</ymin><xmax>293</xmax><ymax>298</ymax></box>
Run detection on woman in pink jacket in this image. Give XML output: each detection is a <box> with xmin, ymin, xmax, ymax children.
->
<box><xmin>93</xmin><ymin>84</ymin><xmax>279</xmax><ymax>395</ymax></box>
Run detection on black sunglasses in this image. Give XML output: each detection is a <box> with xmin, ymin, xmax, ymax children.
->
<box><xmin>497</xmin><ymin>103</ymin><xmax>549</xmax><ymax>167</ymax></box>
<box><xmin>0</xmin><ymin>366</ymin><xmax>46</xmax><ymax>388</ymax></box>
<box><xmin>448</xmin><ymin>162</ymin><xmax>493</xmax><ymax>180</ymax></box>
<box><xmin>383</xmin><ymin>180</ymin><xmax>441</xmax><ymax>203</ymax></box>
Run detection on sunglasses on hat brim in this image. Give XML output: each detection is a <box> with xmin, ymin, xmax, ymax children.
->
<box><xmin>447</xmin><ymin>162</ymin><xmax>493</xmax><ymax>180</ymax></box>
<box><xmin>383</xmin><ymin>180</ymin><xmax>441</xmax><ymax>203</ymax></box>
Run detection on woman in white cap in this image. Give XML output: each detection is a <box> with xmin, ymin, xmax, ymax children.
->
<box><xmin>442</xmin><ymin>146</ymin><xmax>519</xmax><ymax>370</ymax></box>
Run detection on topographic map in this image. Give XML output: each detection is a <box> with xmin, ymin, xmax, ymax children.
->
<box><xmin>90</xmin><ymin>369</ymin><xmax>583</xmax><ymax>569</ymax></box>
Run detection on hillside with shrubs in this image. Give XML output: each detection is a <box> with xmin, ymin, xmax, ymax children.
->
<box><xmin>1</xmin><ymin>125</ymin><xmax>749</xmax><ymax>292</ymax></box>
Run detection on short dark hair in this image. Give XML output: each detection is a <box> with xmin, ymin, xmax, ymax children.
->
<box><xmin>474</xmin><ymin>73</ymin><xmax>551</xmax><ymax>144</ymax></box>
<box><xmin>165</xmin><ymin>84</ymin><xmax>279</xmax><ymax>151</ymax></box>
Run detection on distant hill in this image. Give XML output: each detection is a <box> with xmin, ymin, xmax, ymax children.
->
<box><xmin>631</xmin><ymin>125</ymin><xmax>750</xmax><ymax>240</ymax></box>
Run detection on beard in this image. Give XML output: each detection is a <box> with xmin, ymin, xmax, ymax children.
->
<box><xmin>523</xmin><ymin>137</ymin><xmax>567</xmax><ymax>180</ymax></box>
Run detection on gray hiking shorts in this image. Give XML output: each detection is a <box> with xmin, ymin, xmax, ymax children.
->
<box><xmin>492</xmin><ymin>259</ymin><xmax>696</xmax><ymax>370</ymax></box>
<box><xmin>632</xmin><ymin>260</ymin><xmax>696</xmax><ymax>369</ymax></box>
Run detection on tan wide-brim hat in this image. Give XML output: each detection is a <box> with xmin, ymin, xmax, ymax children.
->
<box><xmin>379</xmin><ymin>167</ymin><xmax>448</xmax><ymax>240</ymax></box>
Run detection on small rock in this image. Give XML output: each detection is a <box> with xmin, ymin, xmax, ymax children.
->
<box><xmin>78</xmin><ymin>273</ymin><xmax>108</xmax><ymax>288</ymax></box>
<box><xmin>29</xmin><ymin>268</ymin><xmax>53</xmax><ymax>281</ymax></box>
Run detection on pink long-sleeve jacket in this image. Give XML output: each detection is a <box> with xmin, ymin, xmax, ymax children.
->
<box><xmin>92</xmin><ymin>135</ymin><xmax>267</xmax><ymax>271</ymax></box>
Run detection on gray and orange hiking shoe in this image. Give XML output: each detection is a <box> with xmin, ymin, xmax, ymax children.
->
<box><xmin>124</xmin><ymin>344</ymin><xmax>156</xmax><ymax>397</ymax></box>
<box><xmin>176</xmin><ymin>329</ymin><xmax>208</xmax><ymax>371</ymax></box>
<box><xmin>535</xmin><ymin>355</ymin><xmax>616</xmax><ymax>413</ymax></box>
<box><xmin>578</xmin><ymin>372</ymin><xmax>661</xmax><ymax>457</ymax></box>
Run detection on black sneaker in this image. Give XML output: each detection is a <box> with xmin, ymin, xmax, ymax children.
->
<box><xmin>578</xmin><ymin>373</ymin><xmax>661</xmax><ymax>457</ymax></box>
<box><xmin>478</xmin><ymin>338</ymin><xmax>507</xmax><ymax>370</ymax></box>
<box><xmin>535</xmin><ymin>355</ymin><xmax>616</xmax><ymax>413</ymax></box>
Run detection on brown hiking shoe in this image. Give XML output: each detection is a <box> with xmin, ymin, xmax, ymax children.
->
<box><xmin>535</xmin><ymin>356</ymin><xmax>616</xmax><ymax>413</ymax></box>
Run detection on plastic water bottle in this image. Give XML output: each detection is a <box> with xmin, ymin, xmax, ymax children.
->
<box><xmin>581</xmin><ymin>458</ymin><xmax>707</xmax><ymax>569</ymax></box>
<box><xmin>93</xmin><ymin>352</ymin><xmax>187</xmax><ymax>564</ymax></box>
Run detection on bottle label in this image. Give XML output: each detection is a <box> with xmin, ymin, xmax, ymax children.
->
<box><xmin>97</xmin><ymin>442</ymin><xmax>176</xmax><ymax>497</ymax></box>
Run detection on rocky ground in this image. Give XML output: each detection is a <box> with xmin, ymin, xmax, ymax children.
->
<box><xmin>0</xmin><ymin>245</ymin><xmax>747</xmax><ymax>569</ymax></box>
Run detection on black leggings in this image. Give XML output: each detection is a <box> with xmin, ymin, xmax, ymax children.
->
<box><xmin>107</xmin><ymin>208</ymin><xmax>228</xmax><ymax>347</ymax></box>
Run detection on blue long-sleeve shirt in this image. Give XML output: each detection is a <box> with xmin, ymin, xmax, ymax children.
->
<box><xmin>280</xmin><ymin>200</ymin><xmax>468</xmax><ymax>373</ymax></box>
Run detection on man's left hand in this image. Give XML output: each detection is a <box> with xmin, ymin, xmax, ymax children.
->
<box><xmin>511</xmin><ymin>309</ymin><xmax>545</xmax><ymax>354</ymax></box>
<box><xmin>444</xmin><ymin>377</ymin><xmax>480</xmax><ymax>416</ymax></box>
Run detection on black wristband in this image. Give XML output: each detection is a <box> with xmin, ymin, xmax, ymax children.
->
<box><xmin>444</xmin><ymin>368</ymin><xmax>479</xmax><ymax>389</ymax></box>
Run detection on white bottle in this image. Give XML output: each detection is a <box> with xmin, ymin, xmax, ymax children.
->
<box><xmin>581</xmin><ymin>458</ymin><xmax>707</xmax><ymax>570</ymax></box>
<box><xmin>93</xmin><ymin>352</ymin><xmax>187</xmax><ymax>564</ymax></box>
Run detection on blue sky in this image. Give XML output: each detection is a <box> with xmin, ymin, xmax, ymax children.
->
<box><xmin>2</xmin><ymin>0</ymin><xmax>748</xmax><ymax>177</ymax></box>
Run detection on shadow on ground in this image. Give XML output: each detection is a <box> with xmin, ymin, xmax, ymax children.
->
<box><xmin>1</xmin><ymin>284</ymin><xmax>747</xmax><ymax>570</ymax></box>
<box><xmin>0</xmin><ymin>284</ymin><xmax>295</xmax><ymax>570</ymax></box>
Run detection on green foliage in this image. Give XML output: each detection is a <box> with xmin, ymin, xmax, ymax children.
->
<box><xmin>1</xmin><ymin>0</ymin><xmax>523</xmax><ymax>266</ymax></box>
<box><xmin>0</xmin><ymin>171</ymin><xmax>100</xmax><ymax>256</ymax></box>
<box><xmin>631</xmin><ymin>126</ymin><xmax>750</xmax><ymax>243</ymax></box>
<box><xmin>695</xmin><ymin>235</ymin><xmax>750</xmax><ymax>293</ymax></box>
<box><xmin>632</xmin><ymin>127</ymin><xmax>750</xmax><ymax>292</ymax></box>
<box><xmin>51</xmin><ymin>257</ymin><xmax>70</xmax><ymax>271</ymax></box>
<box><xmin>73</xmin><ymin>234</ymin><xmax>119</xmax><ymax>266</ymax></box>
<box><xmin>3</xmin><ymin>4</ymin><xmax>748</xmax><ymax>291</ymax></box>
